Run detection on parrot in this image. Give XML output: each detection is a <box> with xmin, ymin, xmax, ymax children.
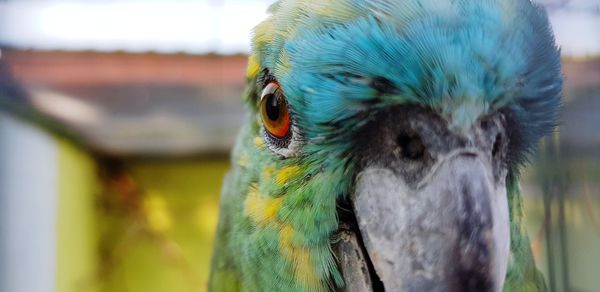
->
<box><xmin>209</xmin><ymin>0</ymin><xmax>562</xmax><ymax>291</ymax></box>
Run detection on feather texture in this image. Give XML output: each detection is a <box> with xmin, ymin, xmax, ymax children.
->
<box><xmin>210</xmin><ymin>1</ymin><xmax>561</xmax><ymax>291</ymax></box>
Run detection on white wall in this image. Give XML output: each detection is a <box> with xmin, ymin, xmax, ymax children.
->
<box><xmin>0</xmin><ymin>114</ymin><xmax>58</xmax><ymax>292</ymax></box>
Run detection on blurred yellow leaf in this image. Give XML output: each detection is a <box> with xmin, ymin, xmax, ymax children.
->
<box><xmin>143</xmin><ymin>192</ymin><xmax>173</xmax><ymax>233</ymax></box>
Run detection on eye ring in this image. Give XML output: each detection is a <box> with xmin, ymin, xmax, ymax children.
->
<box><xmin>258</xmin><ymin>81</ymin><xmax>301</xmax><ymax>157</ymax></box>
<box><xmin>260</xmin><ymin>82</ymin><xmax>291</xmax><ymax>140</ymax></box>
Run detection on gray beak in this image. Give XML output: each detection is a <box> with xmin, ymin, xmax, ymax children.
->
<box><xmin>339</xmin><ymin>106</ymin><xmax>511</xmax><ymax>292</ymax></box>
<box><xmin>352</xmin><ymin>149</ymin><xmax>510</xmax><ymax>292</ymax></box>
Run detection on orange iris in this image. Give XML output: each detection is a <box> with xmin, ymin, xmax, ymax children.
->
<box><xmin>260</xmin><ymin>82</ymin><xmax>291</xmax><ymax>139</ymax></box>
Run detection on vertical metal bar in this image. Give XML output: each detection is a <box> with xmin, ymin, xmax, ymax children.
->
<box><xmin>543</xmin><ymin>188</ymin><xmax>556</xmax><ymax>292</ymax></box>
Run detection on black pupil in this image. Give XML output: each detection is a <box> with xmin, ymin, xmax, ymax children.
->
<box><xmin>265</xmin><ymin>94</ymin><xmax>280</xmax><ymax>121</ymax></box>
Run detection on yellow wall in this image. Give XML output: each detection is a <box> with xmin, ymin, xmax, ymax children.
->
<box><xmin>55</xmin><ymin>140</ymin><xmax>100</xmax><ymax>292</ymax></box>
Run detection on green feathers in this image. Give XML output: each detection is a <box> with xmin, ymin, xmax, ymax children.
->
<box><xmin>210</xmin><ymin>124</ymin><xmax>348</xmax><ymax>291</ymax></box>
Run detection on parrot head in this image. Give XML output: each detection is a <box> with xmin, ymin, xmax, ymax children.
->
<box><xmin>212</xmin><ymin>0</ymin><xmax>561</xmax><ymax>291</ymax></box>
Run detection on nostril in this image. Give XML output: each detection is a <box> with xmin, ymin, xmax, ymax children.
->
<box><xmin>492</xmin><ymin>133</ymin><xmax>502</xmax><ymax>158</ymax></box>
<box><xmin>397</xmin><ymin>132</ymin><xmax>425</xmax><ymax>160</ymax></box>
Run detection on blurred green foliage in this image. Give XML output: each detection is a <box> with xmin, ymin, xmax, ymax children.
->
<box><xmin>93</xmin><ymin>159</ymin><xmax>229</xmax><ymax>292</ymax></box>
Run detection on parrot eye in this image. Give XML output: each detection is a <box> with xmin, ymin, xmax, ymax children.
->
<box><xmin>260</xmin><ymin>82</ymin><xmax>291</xmax><ymax>139</ymax></box>
<box><xmin>258</xmin><ymin>81</ymin><xmax>301</xmax><ymax>157</ymax></box>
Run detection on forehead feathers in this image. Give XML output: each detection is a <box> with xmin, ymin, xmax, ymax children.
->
<box><xmin>250</xmin><ymin>0</ymin><xmax>561</xmax><ymax>160</ymax></box>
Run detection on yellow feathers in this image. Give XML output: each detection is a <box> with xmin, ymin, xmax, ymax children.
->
<box><xmin>246</xmin><ymin>54</ymin><xmax>261</xmax><ymax>80</ymax></box>
<box><xmin>237</xmin><ymin>153</ymin><xmax>250</xmax><ymax>167</ymax></box>
<box><xmin>244</xmin><ymin>184</ymin><xmax>283</xmax><ymax>225</ymax></box>
<box><xmin>279</xmin><ymin>224</ymin><xmax>320</xmax><ymax>288</ymax></box>
<box><xmin>276</xmin><ymin>165</ymin><xmax>302</xmax><ymax>186</ymax></box>
<box><xmin>243</xmin><ymin>179</ymin><xmax>320</xmax><ymax>288</ymax></box>
<box><xmin>253</xmin><ymin>136</ymin><xmax>264</xmax><ymax>148</ymax></box>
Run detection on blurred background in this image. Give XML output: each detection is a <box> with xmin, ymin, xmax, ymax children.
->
<box><xmin>0</xmin><ymin>1</ymin><xmax>598</xmax><ymax>292</ymax></box>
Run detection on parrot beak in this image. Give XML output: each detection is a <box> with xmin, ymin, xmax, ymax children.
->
<box><xmin>342</xmin><ymin>106</ymin><xmax>513</xmax><ymax>292</ymax></box>
<box><xmin>351</xmin><ymin>148</ymin><xmax>510</xmax><ymax>292</ymax></box>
